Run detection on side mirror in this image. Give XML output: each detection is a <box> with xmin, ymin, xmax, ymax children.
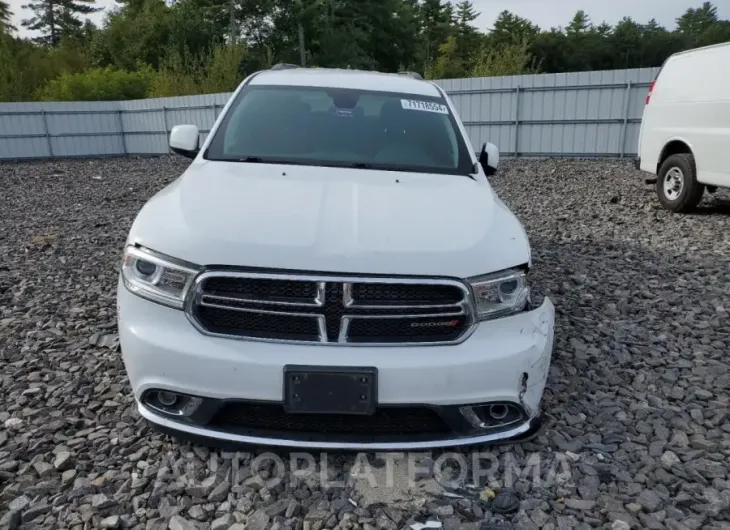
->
<box><xmin>170</xmin><ymin>125</ymin><xmax>200</xmax><ymax>159</ymax></box>
<box><xmin>479</xmin><ymin>142</ymin><xmax>500</xmax><ymax>176</ymax></box>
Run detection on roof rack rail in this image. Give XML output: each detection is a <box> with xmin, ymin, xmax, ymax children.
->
<box><xmin>271</xmin><ymin>63</ymin><xmax>302</xmax><ymax>71</ymax></box>
<box><xmin>397</xmin><ymin>71</ymin><xmax>424</xmax><ymax>80</ymax></box>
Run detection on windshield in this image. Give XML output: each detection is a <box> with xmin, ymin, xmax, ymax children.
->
<box><xmin>204</xmin><ymin>84</ymin><xmax>474</xmax><ymax>176</ymax></box>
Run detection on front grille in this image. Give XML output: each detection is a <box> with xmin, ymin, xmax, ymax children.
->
<box><xmin>209</xmin><ymin>402</ymin><xmax>451</xmax><ymax>437</ymax></box>
<box><xmin>347</xmin><ymin>315</ymin><xmax>468</xmax><ymax>344</ymax></box>
<box><xmin>196</xmin><ymin>306</ymin><xmax>320</xmax><ymax>342</ymax></box>
<box><xmin>204</xmin><ymin>276</ymin><xmax>318</xmax><ymax>304</ymax></box>
<box><xmin>188</xmin><ymin>272</ymin><xmax>472</xmax><ymax>345</ymax></box>
<box><xmin>350</xmin><ymin>283</ymin><xmax>464</xmax><ymax>306</ymax></box>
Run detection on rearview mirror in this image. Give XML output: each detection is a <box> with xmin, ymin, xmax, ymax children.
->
<box><xmin>170</xmin><ymin>125</ymin><xmax>200</xmax><ymax>159</ymax></box>
<box><xmin>479</xmin><ymin>142</ymin><xmax>500</xmax><ymax>176</ymax></box>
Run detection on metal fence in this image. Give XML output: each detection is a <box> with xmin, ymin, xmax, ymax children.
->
<box><xmin>0</xmin><ymin>67</ymin><xmax>660</xmax><ymax>162</ymax></box>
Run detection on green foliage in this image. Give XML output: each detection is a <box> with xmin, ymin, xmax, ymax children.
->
<box><xmin>0</xmin><ymin>34</ymin><xmax>90</xmax><ymax>101</ymax></box>
<box><xmin>0</xmin><ymin>0</ymin><xmax>15</xmax><ymax>33</ymax></box>
<box><xmin>148</xmin><ymin>41</ymin><xmax>247</xmax><ymax>97</ymax></box>
<box><xmin>471</xmin><ymin>35</ymin><xmax>541</xmax><ymax>78</ymax></box>
<box><xmin>90</xmin><ymin>0</ymin><xmax>172</xmax><ymax>70</ymax></box>
<box><xmin>425</xmin><ymin>35</ymin><xmax>462</xmax><ymax>80</ymax></box>
<box><xmin>37</xmin><ymin>66</ymin><xmax>154</xmax><ymax>101</ymax></box>
<box><xmin>1</xmin><ymin>0</ymin><xmax>729</xmax><ymax>102</ymax></box>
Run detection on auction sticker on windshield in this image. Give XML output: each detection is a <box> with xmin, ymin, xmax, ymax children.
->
<box><xmin>401</xmin><ymin>99</ymin><xmax>449</xmax><ymax>114</ymax></box>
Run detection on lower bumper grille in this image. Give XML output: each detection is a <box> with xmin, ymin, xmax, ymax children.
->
<box><xmin>187</xmin><ymin>271</ymin><xmax>473</xmax><ymax>346</ymax></box>
<box><xmin>209</xmin><ymin>402</ymin><xmax>451</xmax><ymax>437</ymax></box>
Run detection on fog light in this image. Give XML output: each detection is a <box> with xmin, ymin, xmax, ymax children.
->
<box><xmin>143</xmin><ymin>390</ymin><xmax>203</xmax><ymax>417</ymax></box>
<box><xmin>489</xmin><ymin>404</ymin><xmax>509</xmax><ymax>420</ymax></box>
<box><xmin>158</xmin><ymin>391</ymin><xmax>178</xmax><ymax>407</ymax></box>
<box><xmin>460</xmin><ymin>402</ymin><xmax>525</xmax><ymax>430</ymax></box>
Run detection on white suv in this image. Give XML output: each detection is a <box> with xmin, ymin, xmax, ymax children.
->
<box><xmin>117</xmin><ymin>65</ymin><xmax>555</xmax><ymax>450</ymax></box>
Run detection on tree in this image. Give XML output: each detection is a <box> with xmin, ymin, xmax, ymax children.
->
<box><xmin>22</xmin><ymin>0</ymin><xmax>102</xmax><ymax>46</ymax></box>
<box><xmin>419</xmin><ymin>0</ymin><xmax>452</xmax><ymax>70</ymax></box>
<box><xmin>90</xmin><ymin>0</ymin><xmax>173</xmax><ymax>69</ymax></box>
<box><xmin>0</xmin><ymin>0</ymin><xmax>15</xmax><ymax>33</ymax></box>
<box><xmin>489</xmin><ymin>11</ymin><xmax>539</xmax><ymax>48</ymax></box>
<box><xmin>676</xmin><ymin>1</ymin><xmax>718</xmax><ymax>36</ymax></box>
<box><xmin>676</xmin><ymin>2</ymin><xmax>730</xmax><ymax>48</ymax></box>
<box><xmin>566</xmin><ymin>10</ymin><xmax>591</xmax><ymax>35</ymax></box>
<box><xmin>453</xmin><ymin>1</ymin><xmax>480</xmax><ymax>67</ymax></box>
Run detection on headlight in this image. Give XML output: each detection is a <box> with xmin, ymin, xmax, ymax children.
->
<box><xmin>121</xmin><ymin>245</ymin><xmax>200</xmax><ymax>309</ymax></box>
<box><xmin>468</xmin><ymin>267</ymin><xmax>530</xmax><ymax>321</ymax></box>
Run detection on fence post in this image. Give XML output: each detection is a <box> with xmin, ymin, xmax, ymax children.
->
<box><xmin>163</xmin><ymin>106</ymin><xmax>170</xmax><ymax>154</ymax></box>
<box><xmin>619</xmin><ymin>80</ymin><xmax>632</xmax><ymax>159</ymax></box>
<box><xmin>514</xmin><ymin>85</ymin><xmax>521</xmax><ymax>157</ymax></box>
<box><xmin>117</xmin><ymin>110</ymin><xmax>127</xmax><ymax>156</ymax></box>
<box><xmin>41</xmin><ymin>109</ymin><xmax>53</xmax><ymax>158</ymax></box>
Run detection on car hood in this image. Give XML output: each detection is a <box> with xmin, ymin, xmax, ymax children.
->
<box><xmin>127</xmin><ymin>159</ymin><xmax>530</xmax><ymax>279</ymax></box>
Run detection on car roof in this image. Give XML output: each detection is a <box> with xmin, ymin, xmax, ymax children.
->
<box><xmin>249</xmin><ymin>68</ymin><xmax>442</xmax><ymax>97</ymax></box>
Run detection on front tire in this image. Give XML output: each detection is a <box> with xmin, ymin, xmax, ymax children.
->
<box><xmin>656</xmin><ymin>153</ymin><xmax>704</xmax><ymax>212</ymax></box>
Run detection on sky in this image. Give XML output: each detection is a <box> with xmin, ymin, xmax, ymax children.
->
<box><xmin>9</xmin><ymin>0</ymin><xmax>730</xmax><ymax>38</ymax></box>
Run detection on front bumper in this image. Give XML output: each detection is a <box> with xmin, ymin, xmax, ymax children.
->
<box><xmin>118</xmin><ymin>282</ymin><xmax>555</xmax><ymax>450</ymax></box>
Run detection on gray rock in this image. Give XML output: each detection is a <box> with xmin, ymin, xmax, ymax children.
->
<box><xmin>62</xmin><ymin>469</ymin><xmax>77</xmax><ymax>486</ymax></box>
<box><xmin>168</xmin><ymin>516</ymin><xmax>198</xmax><ymax>530</ymax></box>
<box><xmin>100</xmin><ymin>515</ymin><xmax>121</xmax><ymax>528</ymax></box>
<box><xmin>33</xmin><ymin>461</ymin><xmax>54</xmax><ymax>478</ymax></box>
<box><xmin>21</xmin><ymin>504</ymin><xmax>51</xmax><ymax>523</ymax></box>
<box><xmin>285</xmin><ymin>500</ymin><xmax>298</xmax><ymax>518</ymax></box>
<box><xmin>432</xmin><ymin>504</ymin><xmax>454</xmax><ymax>517</ymax></box>
<box><xmin>211</xmin><ymin>514</ymin><xmax>235</xmax><ymax>530</ymax></box>
<box><xmin>556</xmin><ymin>515</ymin><xmax>579</xmax><ymax>530</ymax></box>
<box><xmin>265</xmin><ymin>499</ymin><xmax>290</xmax><ymax>517</ymax></box>
<box><xmin>638</xmin><ymin>513</ymin><xmax>664</xmax><ymax>530</ymax></box>
<box><xmin>531</xmin><ymin>507</ymin><xmax>550</xmax><ymax>527</ymax></box>
<box><xmin>564</xmin><ymin>499</ymin><xmax>595</xmax><ymax>511</ymax></box>
<box><xmin>208</xmin><ymin>480</ymin><xmax>230</xmax><ymax>502</ymax></box>
<box><xmin>578</xmin><ymin>475</ymin><xmax>600</xmax><ymax>500</ymax></box>
<box><xmin>661</xmin><ymin>451</ymin><xmax>681</xmax><ymax>469</ymax></box>
<box><xmin>636</xmin><ymin>489</ymin><xmax>663</xmax><ymax>512</ymax></box>
<box><xmin>8</xmin><ymin>495</ymin><xmax>31</xmax><ymax>512</ymax></box>
<box><xmin>54</xmin><ymin>451</ymin><xmax>73</xmax><ymax>471</ymax></box>
<box><xmin>0</xmin><ymin>510</ymin><xmax>21</xmax><ymax>530</ymax></box>
<box><xmin>92</xmin><ymin>494</ymin><xmax>115</xmax><ymax>510</ymax></box>
<box><xmin>246</xmin><ymin>509</ymin><xmax>271</xmax><ymax>530</ymax></box>
<box><xmin>188</xmin><ymin>505</ymin><xmax>205</xmax><ymax>521</ymax></box>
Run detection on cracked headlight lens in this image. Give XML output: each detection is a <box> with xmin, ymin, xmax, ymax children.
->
<box><xmin>468</xmin><ymin>267</ymin><xmax>530</xmax><ymax>321</ymax></box>
<box><xmin>121</xmin><ymin>245</ymin><xmax>200</xmax><ymax>309</ymax></box>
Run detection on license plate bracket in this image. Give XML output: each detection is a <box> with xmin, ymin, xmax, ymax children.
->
<box><xmin>283</xmin><ymin>365</ymin><xmax>377</xmax><ymax>415</ymax></box>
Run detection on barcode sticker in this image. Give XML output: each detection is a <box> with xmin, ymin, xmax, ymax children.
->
<box><xmin>400</xmin><ymin>99</ymin><xmax>449</xmax><ymax>114</ymax></box>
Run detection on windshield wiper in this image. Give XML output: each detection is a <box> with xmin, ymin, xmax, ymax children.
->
<box><xmin>322</xmin><ymin>161</ymin><xmax>417</xmax><ymax>172</ymax></box>
<box><xmin>234</xmin><ymin>156</ymin><xmax>303</xmax><ymax>166</ymax></box>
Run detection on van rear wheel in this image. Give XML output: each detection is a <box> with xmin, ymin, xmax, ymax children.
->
<box><xmin>657</xmin><ymin>153</ymin><xmax>704</xmax><ymax>212</ymax></box>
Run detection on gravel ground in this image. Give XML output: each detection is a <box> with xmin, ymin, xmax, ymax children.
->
<box><xmin>1</xmin><ymin>156</ymin><xmax>729</xmax><ymax>530</ymax></box>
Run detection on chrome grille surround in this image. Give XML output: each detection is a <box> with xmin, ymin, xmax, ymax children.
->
<box><xmin>184</xmin><ymin>270</ymin><xmax>476</xmax><ymax>347</ymax></box>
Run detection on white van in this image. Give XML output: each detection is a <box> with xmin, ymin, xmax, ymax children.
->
<box><xmin>636</xmin><ymin>42</ymin><xmax>730</xmax><ymax>212</ymax></box>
